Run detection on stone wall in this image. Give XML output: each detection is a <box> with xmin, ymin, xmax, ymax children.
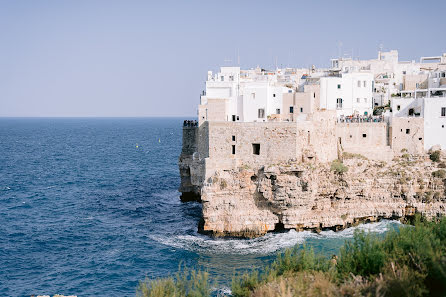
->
<box><xmin>390</xmin><ymin>117</ymin><xmax>424</xmax><ymax>155</ymax></box>
<box><xmin>336</xmin><ymin>122</ymin><xmax>394</xmax><ymax>161</ymax></box>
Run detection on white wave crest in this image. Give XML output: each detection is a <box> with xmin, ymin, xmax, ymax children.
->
<box><xmin>150</xmin><ymin>220</ymin><xmax>401</xmax><ymax>255</ymax></box>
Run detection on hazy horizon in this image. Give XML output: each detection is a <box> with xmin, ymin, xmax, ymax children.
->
<box><xmin>1</xmin><ymin>0</ymin><xmax>445</xmax><ymax>117</ymax></box>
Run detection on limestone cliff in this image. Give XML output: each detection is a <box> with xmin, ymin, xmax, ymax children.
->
<box><xmin>198</xmin><ymin>155</ymin><xmax>446</xmax><ymax>238</ymax></box>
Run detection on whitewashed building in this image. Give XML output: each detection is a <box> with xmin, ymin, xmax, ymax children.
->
<box><xmin>319</xmin><ymin>72</ymin><xmax>374</xmax><ymax>117</ymax></box>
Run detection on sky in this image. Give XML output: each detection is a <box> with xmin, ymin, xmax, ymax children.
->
<box><xmin>0</xmin><ymin>0</ymin><xmax>445</xmax><ymax>117</ymax></box>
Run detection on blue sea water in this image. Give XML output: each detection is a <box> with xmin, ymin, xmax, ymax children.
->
<box><xmin>0</xmin><ymin>118</ymin><xmax>401</xmax><ymax>296</ymax></box>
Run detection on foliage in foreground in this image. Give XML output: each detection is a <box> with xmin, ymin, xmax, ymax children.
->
<box><xmin>136</xmin><ymin>267</ymin><xmax>210</xmax><ymax>297</ymax></box>
<box><xmin>137</xmin><ymin>216</ymin><xmax>446</xmax><ymax>297</ymax></box>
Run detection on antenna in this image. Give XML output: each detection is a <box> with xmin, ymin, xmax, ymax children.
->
<box><xmin>338</xmin><ymin>41</ymin><xmax>343</xmax><ymax>59</ymax></box>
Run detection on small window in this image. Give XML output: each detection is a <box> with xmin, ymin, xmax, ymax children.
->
<box><xmin>337</xmin><ymin>84</ymin><xmax>341</xmax><ymax>89</ymax></box>
<box><xmin>273</xmin><ymin>94</ymin><xmax>276</xmax><ymax>97</ymax></box>
<box><xmin>232</xmin><ymin>115</ymin><xmax>236</xmax><ymax>122</ymax></box>
<box><xmin>357</xmin><ymin>98</ymin><xmax>360</xmax><ymax>103</ymax></box>
<box><xmin>276</xmin><ymin>109</ymin><xmax>281</xmax><ymax>114</ymax></box>
<box><xmin>419</xmin><ymin>138</ymin><xmax>422</xmax><ymax>140</ymax></box>
<box><xmin>402</xmin><ymin>71</ymin><xmax>406</xmax><ymax>75</ymax></box>
<box><xmin>220</xmin><ymin>76</ymin><xmax>224</xmax><ymax>81</ymax></box>
<box><xmin>288</xmin><ymin>89</ymin><xmax>292</xmax><ymax>93</ymax></box>
<box><xmin>336</xmin><ymin>98</ymin><xmax>343</xmax><ymax>109</ymax></box>
<box><xmin>232</xmin><ymin>135</ymin><xmax>235</xmax><ymax>141</ymax></box>
<box><xmin>397</xmin><ymin>105</ymin><xmax>401</xmax><ymax>111</ymax></box>
<box><xmin>232</xmin><ymin>145</ymin><xmax>235</xmax><ymax>155</ymax></box>
<box><xmin>406</xmin><ymin>129</ymin><xmax>410</xmax><ymax>134</ymax></box>
<box><xmin>362</xmin><ymin>134</ymin><xmax>367</xmax><ymax>138</ymax></box>
<box><xmin>363</xmin><ymin>81</ymin><xmax>367</xmax><ymax>88</ymax></box>
<box><xmin>408</xmin><ymin>109</ymin><xmax>414</xmax><ymax>116</ymax></box>
<box><xmin>237</xmin><ymin>116</ymin><xmax>240</xmax><ymax>121</ymax></box>
<box><xmin>258</xmin><ymin>108</ymin><xmax>265</xmax><ymax>118</ymax></box>
<box><xmin>357</xmin><ymin>81</ymin><xmax>361</xmax><ymax>87</ymax></box>
<box><xmin>300</xmin><ymin>107</ymin><xmax>303</xmax><ymax>112</ymax></box>
<box><xmin>441</xmin><ymin>107</ymin><xmax>446</xmax><ymax>117</ymax></box>
<box><xmin>252</xmin><ymin>143</ymin><xmax>260</xmax><ymax>155</ymax></box>
<box><xmin>289</xmin><ymin>106</ymin><xmax>294</xmax><ymax>113</ymax></box>
<box><xmin>229</xmin><ymin>75</ymin><xmax>234</xmax><ymax>81</ymax></box>
<box><xmin>416</xmin><ymin>83</ymin><xmax>419</xmax><ymax>88</ymax></box>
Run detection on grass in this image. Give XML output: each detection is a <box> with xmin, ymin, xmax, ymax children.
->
<box><xmin>330</xmin><ymin>159</ymin><xmax>348</xmax><ymax>174</ymax></box>
<box><xmin>137</xmin><ymin>216</ymin><xmax>446</xmax><ymax>297</ymax></box>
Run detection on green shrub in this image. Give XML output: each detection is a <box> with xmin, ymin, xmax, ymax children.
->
<box><xmin>429</xmin><ymin>150</ymin><xmax>441</xmax><ymax>162</ymax></box>
<box><xmin>432</xmin><ymin>169</ymin><xmax>446</xmax><ymax>179</ymax></box>
<box><xmin>136</xmin><ymin>267</ymin><xmax>210</xmax><ymax>297</ymax></box>
<box><xmin>330</xmin><ymin>159</ymin><xmax>348</xmax><ymax>174</ymax></box>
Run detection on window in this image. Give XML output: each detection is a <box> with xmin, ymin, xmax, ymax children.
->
<box><xmin>289</xmin><ymin>106</ymin><xmax>294</xmax><ymax>113</ymax></box>
<box><xmin>300</xmin><ymin>107</ymin><xmax>303</xmax><ymax>112</ymax></box>
<box><xmin>416</xmin><ymin>83</ymin><xmax>419</xmax><ymax>88</ymax></box>
<box><xmin>403</xmin><ymin>71</ymin><xmax>406</xmax><ymax>75</ymax></box>
<box><xmin>408</xmin><ymin>109</ymin><xmax>414</xmax><ymax>116</ymax></box>
<box><xmin>336</xmin><ymin>98</ymin><xmax>343</xmax><ymax>109</ymax></box>
<box><xmin>397</xmin><ymin>105</ymin><xmax>401</xmax><ymax>111</ymax></box>
<box><xmin>229</xmin><ymin>75</ymin><xmax>234</xmax><ymax>81</ymax></box>
<box><xmin>362</xmin><ymin>134</ymin><xmax>367</xmax><ymax>138</ymax></box>
<box><xmin>363</xmin><ymin>81</ymin><xmax>367</xmax><ymax>88</ymax></box>
<box><xmin>237</xmin><ymin>116</ymin><xmax>240</xmax><ymax>121</ymax></box>
<box><xmin>276</xmin><ymin>109</ymin><xmax>281</xmax><ymax>114</ymax></box>
<box><xmin>258</xmin><ymin>108</ymin><xmax>265</xmax><ymax>118</ymax></box>
<box><xmin>232</xmin><ymin>145</ymin><xmax>235</xmax><ymax>155</ymax></box>
<box><xmin>232</xmin><ymin>115</ymin><xmax>236</xmax><ymax>122</ymax></box>
<box><xmin>232</xmin><ymin>135</ymin><xmax>236</xmax><ymax>141</ymax></box>
<box><xmin>357</xmin><ymin>98</ymin><xmax>360</xmax><ymax>103</ymax></box>
<box><xmin>406</xmin><ymin>129</ymin><xmax>410</xmax><ymax>134</ymax></box>
<box><xmin>357</xmin><ymin>81</ymin><xmax>361</xmax><ymax>87</ymax></box>
<box><xmin>252</xmin><ymin>143</ymin><xmax>260</xmax><ymax>155</ymax></box>
<box><xmin>220</xmin><ymin>76</ymin><xmax>224</xmax><ymax>81</ymax></box>
<box><xmin>313</xmin><ymin>93</ymin><xmax>316</xmax><ymax>98</ymax></box>
<box><xmin>441</xmin><ymin>107</ymin><xmax>446</xmax><ymax>117</ymax></box>
<box><xmin>288</xmin><ymin>90</ymin><xmax>292</xmax><ymax>93</ymax></box>
<box><xmin>337</xmin><ymin>84</ymin><xmax>341</xmax><ymax>89</ymax></box>
<box><xmin>273</xmin><ymin>94</ymin><xmax>276</xmax><ymax>97</ymax></box>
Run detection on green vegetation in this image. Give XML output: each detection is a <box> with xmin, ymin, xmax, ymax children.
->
<box><xmin>330</xmin><ymin>159</ymin><xmax>348</xmax><ymax>174</ymax></box>
<box><xmin>432</xmin><ymin>169</ymin><xmax>446</xmax><ymax>179</ymax></box>
<box><xmin>429</xmin><ymin>150</ymin><xmax>441</xmax><ymax>162</ymax></box>
<box><xmin>136</xmin><ymin>267</ymin><xmax>210</xmax><ymax>297</ymax></box>
<box><xmin>137</xmin><ymin>217</ymin><xmax>446</xmax><ymax>297</ymax></box>
<box><xmin>342</xmin><ymin>152</ymin><xmax>368</xmax><ymax>160</ymax></box>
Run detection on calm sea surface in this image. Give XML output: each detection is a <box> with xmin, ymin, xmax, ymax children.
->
<box><xmin>0</xmin><ymin>118</ymin><xmax>400</xmax><ymax>296</ymax></box>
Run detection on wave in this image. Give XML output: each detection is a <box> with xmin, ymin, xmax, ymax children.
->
<box><xmin>150</xmin><ymin>220</ymin><xmax>401</xmax><ymax>256</ymax></box>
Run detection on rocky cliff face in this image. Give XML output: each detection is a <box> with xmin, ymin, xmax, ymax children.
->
<box><xmin>199</xmin><ymin>155</ymin><xmax>446</xmax><ymax>238</ymax></box>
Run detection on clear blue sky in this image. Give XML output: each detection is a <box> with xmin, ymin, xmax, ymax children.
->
<box><xmin>1</xmin><ymin>0</ymin><xmax>445</xmax><ymax>117</ymax></box>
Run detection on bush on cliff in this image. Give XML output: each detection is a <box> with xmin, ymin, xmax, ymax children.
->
<box><xmin>429</xmin><ymin>150</ymin><xmax>441</xmax><ymax>162</ymax></box>
<box><xmin>330</xmin><ymin>159</ymin><xmax>348</xmax><ymax>174</ymax></box>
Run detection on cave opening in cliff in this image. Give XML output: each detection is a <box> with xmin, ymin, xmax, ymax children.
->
<box><xmin>274</xmin><ymin>221</ymin><xmax>286</xmax><ymax>232</ymax></box>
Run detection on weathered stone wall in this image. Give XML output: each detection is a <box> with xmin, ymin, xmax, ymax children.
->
<box><xmin>390</xmin><ymin>117</ymin><xmax>424</xmax><ymax>155</ymax></box>
<box><xmin>337</xmin><ymin>122</ymin><xmax>394</xmax><ymax>161</ymax></box>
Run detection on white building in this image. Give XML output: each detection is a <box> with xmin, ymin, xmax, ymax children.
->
<box><xmin>319</xmin><ymin>72</ymin><xmax>374</xmax><ymax>117</ymax></box>
<box><xmin>392</xmin><ymin>86</ymin><xmax>446</xmax><ymax>151</ymax></box>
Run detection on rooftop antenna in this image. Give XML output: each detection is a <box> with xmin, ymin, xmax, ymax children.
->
<box><xmin>338</xmin><ymin>41</ymin><xmax>343</xmax><ymax>59</ymax></box>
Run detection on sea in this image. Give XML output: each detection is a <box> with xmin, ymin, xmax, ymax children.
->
<box><xmin>0</xmin><ymin>118</ymin><xmax>401</xmax><ymax>296</ymax></box>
